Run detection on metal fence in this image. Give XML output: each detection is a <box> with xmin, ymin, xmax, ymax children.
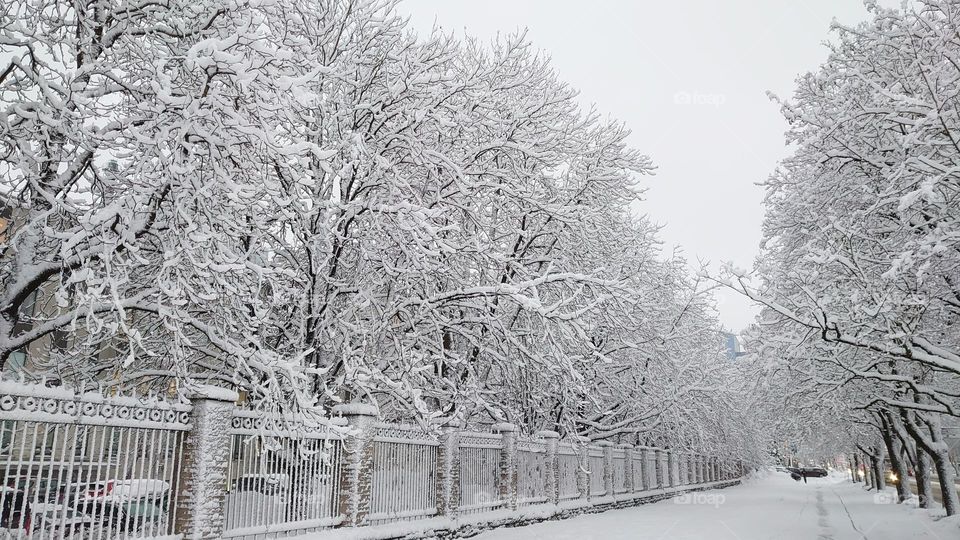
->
<box><xmin>586</xmin><ymin>446</ymin><xmax>606</xmax><ymax>497</ymax></box>
<box><xmin>632</xmin><ymin>450</ymin><xmax>646</xmax><ymax>491</ymax></box>
<box><xmin>612</xmin><ymin>448</ymin><xmax>628</xmax><ymax>494</ymax></box>
<box><xmin>644</xmin><ymin>448</ymin><xmax>659</xmax><ymax>489</ymax></box>
<box><xmin>516</xmin><ymin>439</ymin><xmax>547</xmax><ymax>506</ymax></box>
<box><xmin>0</xmin><ymin>382</ymin><xmax>189</xmax><ymax>540</ymax></box>
<box><xmin>457</xmin><ymin>432</ymin><xmax>503</xmax><ymax>514</ymax></box>
<box><xmin>1</xmin><ymin>380</ymin><xmax>744</xmax><ymax>539</ymax></box>
<box><xmin>367</xmin><ymin>424</ymin><xmax>437</xmax><ymax>525</ymax></box>
<box><xmin>556</xmin><ymin>442</ymin><xmax>581</xmax><ymax>500</ymax></box>
<box><xmin>221</xmin><ymin>409</ymin><xmax>344</xmax><ymax>538</ymax></box>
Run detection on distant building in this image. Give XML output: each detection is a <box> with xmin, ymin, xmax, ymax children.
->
<box><xmin>722</xmin><ymin>332</ymin><xmax>745</xmax><ymax>360</ymax></box>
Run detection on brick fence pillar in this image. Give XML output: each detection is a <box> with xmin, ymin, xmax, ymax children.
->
<box><xmin>333</xmin><ymin>403</ymin><xmax>379</xmax><ymax>527</ymax></box>
<box><xmin>638</xmin><ymin>447</ymin><xmax>649</xmax><ymax>490</ymax></box>
<box><xmin>436</xmin><ymin>420</ymin><xmax>461</xmax><ymax>517</ymax></box>
<box><xmin>653</xmin><ymin>448</ymin><xmax>664</xmax><ymax>489</ymax></box>
<box><xmin>667</xmin><ymin>450</ymin><xmax>676</xmax><ymax>488</ymax></box>
<box><xmin>575</xmin><ymin>436</ymin><xmax>591</xmax><ymax>501</ymax></box>
<box><xmin>536</xmin><ymin>431</ymin><xmax>560</xmax><ymax>505</ymax></box>
<box><xmin>492</xmin><ymin>423</ymin><xmax>518</xmax><ymax>510</ymax></box>
<box><xmin>620</xmin><ymin>445</ymin><xmax>634</xmax><ymax>494</ymax></box>
<box><xmin>662</xmin><ymin>449</ymin><xmax>670</xmax><ymax>488</ymax></box>
<box><xmin>174</xmin><ymin>386</ymin><xmax>238</xmax><ymax>540</ymax></box>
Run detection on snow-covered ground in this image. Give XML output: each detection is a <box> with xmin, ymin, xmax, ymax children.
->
<box><xmin>472</xmin><ymin>472</ymin><xmax>960</xmax><ymax>540</ymax></box>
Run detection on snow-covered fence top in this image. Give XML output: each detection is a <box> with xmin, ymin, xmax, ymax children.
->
<box><xmin>0</xmin><ymin>379</ymin><xmax>191</xmax><ymax>430</ymax></box>
<box><xmin>229</xmin><ymin>407</ymin><xmax>347</xmax><ymax>439</ymax></box>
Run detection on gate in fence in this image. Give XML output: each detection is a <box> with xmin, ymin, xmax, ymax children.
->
<box><xmin>0</xmin><ymin>380</ymin><xmax>744</xmax><ymax>539</ymax></box>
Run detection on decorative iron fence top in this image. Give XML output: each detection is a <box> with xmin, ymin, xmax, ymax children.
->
<box><xmin>458</xmin><ymin>431</ymin><xmax>503</xmax><ymax>448</ymax></box>
<box><xmin>373</xmin><ymin>423</ymin><xmax>439</xmax><ymax>444</ymax></box>
<box><xmin>557</xmin><ymin>442</ymin><xmax>580</xmax><ymax>455</ymax></box>
<box><xmin>230</xmin><ymin>407</ymin><xmax>346</xmax><ymax>439</ymax></box>
<box><xmin>0</xmin><ymin>379</ymin><xmax>192</xmax><ymax>430</ymax></box>
<box><xmin>516</xmin><ymin>438</ymin><xmax>547</xmax><ymax>452</ymax></box>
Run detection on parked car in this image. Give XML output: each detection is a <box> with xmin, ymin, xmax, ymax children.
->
<box><xmin>230</xmin><ymin>473</ymin><xmax>289</xmax><ymax>496</ymax></box>
<box><xmin>2</xmin><ymin>483</ymin><xmax>93</xmax><ymax>539</ymax></box>
<box><xmin>223</xmin><ymin>473</ymin><xmax>335</xmax><ymax>531</ymax></box>
<box><xmin>224</xmin><ymin>474</ymin><xmax>289</xmax><ymax>530</ymax></box>
<box><xmin>785</xmin><ymin>467</ymin><xmax>827</xmax><ymax>482</ymax></box>
<box><xmin>28</xmin><ymin>502</ymin><xmax>94</xmax><ymax>539</ymax></box>
<box><xmin>63</xmin><ymin>479</ymin><xmax>169</xmax><ymax>534</ymax></box>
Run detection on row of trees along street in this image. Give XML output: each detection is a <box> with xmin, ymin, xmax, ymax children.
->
<box><xmin>0</xmin><ymin>0</ymin><xmax>764</xmax><ymax>463</ymax></box>
<box><xmin>718</xmin><ymin>1</ymin><xmax>960</xmax><ymax>516</ymax></box>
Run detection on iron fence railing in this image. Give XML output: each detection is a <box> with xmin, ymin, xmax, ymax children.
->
<box><xmin>0</xmin><ymin>380</ymin><xmax>744</xmax><ymax>539</ymax></box>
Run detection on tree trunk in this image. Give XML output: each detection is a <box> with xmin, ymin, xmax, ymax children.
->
<box><xmin>872</xmin><ymin>451</ymin><xmax>885</xmax><ymax>491</ymax></box>
<box><xmin>916</xmin><ymin>448</ymin><xmax>933</xmax><ymax>509</ymax></box>
<box><xmin>881</xmin><ymin>419</ymin><xmax>911</xmax><ymax>503</ymax></box>
<box><xmin>900</xmin><ymin>406</ymin><xmax>958</xmax><ymax>515</ymax></box>
<box><xmin>890</xmin><ymin>411</ymin><xmax>932</xmax><ymax>508</ymax></box>
<box><xmin>929</xmin><ymin>440</ymin><xmax>959</xmax><ymax>516</ymax></box>
<box><xmin>852</xmin><ymin>453</ymin><xmax>862</xmax><ymax>483</ymax></box>
<box><xmin>857</xmin><ymin>444</ymin><xmax>885</xmax><ymax>491</ymax></box>
<box><xmin>862</xmin><ymin>453</ymin><xmax>874</xmax><ymax>488</ymax></box>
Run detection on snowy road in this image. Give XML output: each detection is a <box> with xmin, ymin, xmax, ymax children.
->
<box><xmin>472</xmin><ymin>473</ymin><xmax>958</xmax><ymax>540</ymax></box>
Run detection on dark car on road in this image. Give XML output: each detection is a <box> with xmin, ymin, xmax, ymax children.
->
<box><xmin>785</xmin><ymin>467</ymin><xmax>828</xmax><ymax>481</ymax></box>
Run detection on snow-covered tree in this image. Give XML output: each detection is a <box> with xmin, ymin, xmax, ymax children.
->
<box><xmin>721</xmin><ymin>0</ymin><xmax>960</xmax><ymax>514</ymax></box>
<box><xmin>0</xmin><ymin>0</ymin><xmax>763</xmax><ymax>465</ymax></box>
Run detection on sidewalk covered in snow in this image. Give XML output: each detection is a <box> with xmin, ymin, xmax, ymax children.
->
<box><xmin>472</xmin><ymin>472</ymin><xmax>959</xmax><ymax>540</ymax></box>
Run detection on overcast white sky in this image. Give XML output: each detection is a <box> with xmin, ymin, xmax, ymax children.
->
<box><xmin>397</xmin><ymin>0</ymin><xmax>888</xmax><ymax>332</ymax></box>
